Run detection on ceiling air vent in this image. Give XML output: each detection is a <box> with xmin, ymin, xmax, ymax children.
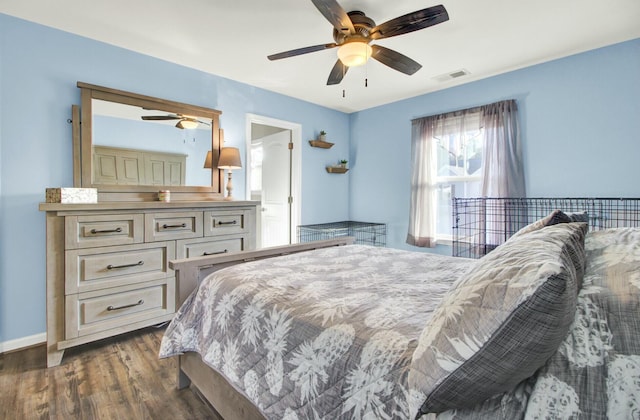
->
<box><xmin>433</xmin><ymin>69</ymin><xmax>471</xmax><ymax>82</ymax></box>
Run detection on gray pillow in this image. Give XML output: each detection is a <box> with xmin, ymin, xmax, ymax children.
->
<box><xmin>509</xmin><ymin>209</ymin><xmax>572</xmax><ymax>240</ymax></box>
<box><xmin>509</xmin><ymin>210</ymin><xmax>588</xmax><ymax>287</ymax></box>
<box><xmin>409</xmin><ymin>222</ymin><xmax>586</xmax><ymax>414</ymax></box>
<box><xmin>566</xmin><ymin>210</ymin><xmax>589</xmax><ymax>223</ymax></box>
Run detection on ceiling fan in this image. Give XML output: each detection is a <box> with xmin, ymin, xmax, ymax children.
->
<box><xmin>141</xmin><ymin>114</ymin><xmax>211</xmax><ymax>129</ymax></box>
<box><xmin>267</xmin><ymin>0</ymin><xmax>449</xmax><ymax>85</ymax></box>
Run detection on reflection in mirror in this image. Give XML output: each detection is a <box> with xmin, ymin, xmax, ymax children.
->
<box><xmin>76</xmin><ymin>82</ymin><xmax>223</xmax><ymax>200</ymax></box>
<box><xmin>92</xmin><ymin>99</ymin><xmax>213</xmax><ymax>187</ymax></box>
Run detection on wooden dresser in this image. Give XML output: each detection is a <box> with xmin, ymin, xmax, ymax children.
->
<box><xmin>39</xmin><ymin>201</ymin><xmax>258</xmax><ymax>367</ymax></box>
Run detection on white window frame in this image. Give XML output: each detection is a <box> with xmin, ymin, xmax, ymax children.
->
<box><xmin>433</xmin><ymin>125</ymin><xmax>484</xmax><ymax>242</ymax></box>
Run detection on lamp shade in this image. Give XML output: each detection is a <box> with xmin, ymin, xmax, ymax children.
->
<box><xmin>337</xmin><ymin>42</ymin><xmax>372</xmax><ymax>67</ymax></box>
<box><xmin>203</xmin><ymin>151</ymin><xmax>213</xmax><ymax>168</ymax></box>
<box><xmin>217</xmin><ymin>147</ymin><xmax>242</xmax><ymax>169</ymax></box>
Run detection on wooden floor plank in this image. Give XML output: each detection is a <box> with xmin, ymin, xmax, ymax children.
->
<box><xmin>0</xmin><ymin>327</ymin><xmax>220</xmax><ymax>420</ymax></box>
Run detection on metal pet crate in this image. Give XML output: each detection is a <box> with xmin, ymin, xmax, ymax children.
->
<box><xmin>298</xmin><ymin>221</ymin><xmax>387</xmax><ymax>247</ymax></box>
<box><xmin>452</xmin><ymin>197</ymin><xmax>640</xmax><ymax>259</ymax></box>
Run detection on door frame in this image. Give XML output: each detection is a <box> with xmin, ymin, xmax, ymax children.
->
<box><xmin>245</xmin><ymin>113</ymin><xmax>302</xmax><ymax>245</ymax></box>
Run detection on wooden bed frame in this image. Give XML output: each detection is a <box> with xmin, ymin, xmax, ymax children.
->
<box><xmin>168</xmin><ymin>237</ymin><xmax>355</xmax><ymax>419</ymax></box>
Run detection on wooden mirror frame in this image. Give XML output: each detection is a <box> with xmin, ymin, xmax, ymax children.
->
<box><xmin>74</xmin><ymin>82</ymin><xmax>224</xmax><ymax>201</ymax></box>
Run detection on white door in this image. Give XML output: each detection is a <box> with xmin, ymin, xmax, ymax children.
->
<box><xmin>247</xmin><ymin>114</ymin><xmax>302</xmax><ymax>249</ymax></box>
<box><xmin>253</xmin><ymin>131</ymin><xmax>291</xmax><ymax>247</ymax></box>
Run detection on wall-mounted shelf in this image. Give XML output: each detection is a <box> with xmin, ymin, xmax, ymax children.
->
<box><xmin>309</xmin><ymin>140</ymin><xmax>334</xmax><ymax>149</ymax></box>
<box><xmin>326</xmin><ymin>166</ymin><xmax>348</xmax><ymax>174</ymax></box>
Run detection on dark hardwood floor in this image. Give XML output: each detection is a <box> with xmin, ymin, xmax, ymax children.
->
<box><xmin>0</xmin><ymin>326</ymin><xmax>220</xmax><ymax>419</ymax></box>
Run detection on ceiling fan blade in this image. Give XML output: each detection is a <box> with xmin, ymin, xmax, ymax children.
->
<box><xmin>327</xmin><ymin>59</ymin><xmax>348</xmax><ymax>85</ymax></box>
<box><xmin>141</xmin><ymin>115</ymin><xmax>181</xmax><ymax>121</ymax></box>
<box><xmin>310</xmin><ymin>0</ymin><xmax>355</xmax><ymax>34</ymax></box>
<box><xmin>268</xmin><ymin>43</ymin><xmax>338</xmax><ymax>61</ymax></box>
<box><xmin>371</xmin><ymin>45</ymin><xmax>422</xmax><ymax>75</ymax></box>
<box><xmin>370</xmin><ymin>4</ymin><xmax>449</xmax><ymax>40</ymax></box>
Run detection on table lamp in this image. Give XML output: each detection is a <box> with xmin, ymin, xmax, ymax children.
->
<box><xmin>217</xmin><ymin>147</ymin><xmax>242</xmax><ymax>200</ymax></box>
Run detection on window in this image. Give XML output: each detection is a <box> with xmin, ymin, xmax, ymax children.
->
<box><xmin>434</xmin><ymin>123</ymin><xmax>483</xmax><ymax>240</ymax></box>
<box><xmin>407</xmin><ymin>100</ymin><xmax>524</xmax><ymax>248</ymax></box>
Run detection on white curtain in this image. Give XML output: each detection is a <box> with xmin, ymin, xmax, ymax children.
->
<box><xmin>480</xmin><ymin>100</ymin><xmax>525</xmax><ymax>197</ymax></box>
<box><xmin>407</xmin><ymin>110</ymin><xmax>482</xmax><ymax>247</ymax></box>
<box><xmin>481</xmin><ymin>100</ymin><xmax>526</xmax><ymax>243</ymax></box>
<box><xmin>407</xmin><ymin>117</ymin><xmax>437</xmax><ymax>247</ymax></box>
<box><xmin>407</xmin><ymin>100</ymin><xmax>525</xmax><ymax>247</ymax></box>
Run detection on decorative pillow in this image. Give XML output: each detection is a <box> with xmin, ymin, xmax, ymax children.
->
<box><xmin>509</xmin><ymin>209</ymin><xmax>572</xmax><ymax>240</ymax></box>
<box><xmin>566</xmin><ymin>210</ymin><xmax>589</xmax><ymax>223</ymax></box>
<box><xmin>409</xmin><ymin>222</ymin><xmax>586</xmax><ymax>414</ymax></box>
<box><xmin>508</xmin><ymin>210</ymin><xmax>588</xmax><ymax>286</ymax></box>
<box><xmin>509</xmin><ymin>209</ymin><xmax>589</xmax><ymax>242</ymax></box>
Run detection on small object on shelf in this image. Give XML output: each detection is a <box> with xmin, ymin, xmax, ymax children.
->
<box><xmin>310</xmin><ymin>130</ymin><xmax>334</xmax><ymax>148</ymax></box>
<box><xmin>309</xmin><ymin>139</ymin><xmax>334</xmax><ymax>148</ymax></box>
<box><xmin>158</xmin><ymin>190</ymin><xmax>171</xmax><ymax>202</ymax></box>
<box><xmin>326</xmin><ymin>166</ymin><xmax>349</xmax><ymax>174</ymax></box>
<box><xmin>339</xmin><ymin>159</ymin><xmax>348</xmax><ymax>168</ymax></box>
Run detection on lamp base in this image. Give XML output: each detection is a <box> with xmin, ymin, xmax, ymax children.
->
<box><xmin>224</xmin><ymin>170</ymin><xmax>234</xmax><ymax>201</ymax></box>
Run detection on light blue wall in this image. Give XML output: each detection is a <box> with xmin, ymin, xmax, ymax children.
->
<box><xmin>0</xmin><ymin>14</ymin><xmax>349</xmax><ymax>344</ymax></box>
<box><xmin>349</xmin><ymin>38</ymin><xmax>640</xmax><ymax>251</ymax></box>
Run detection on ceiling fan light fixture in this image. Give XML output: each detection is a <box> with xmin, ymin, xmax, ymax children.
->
<box><xmin>337</xmin><ymin>42</ymin><xmax>372</xmax><ymax>67</ymax></box>
<box><xmin>176</xmin><ymin>119</ymin><xmax>199</xmax><ymax>129</ymax></box>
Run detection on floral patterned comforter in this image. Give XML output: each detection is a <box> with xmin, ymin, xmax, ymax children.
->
<box><xmin>160</xmin><ymin>229</ymin><xmax>640</xmax><ymax>419</ymax></box>
<box><xmin>159</xmin><ymin>245</ymin><xmax>474</xmax><ymax>419</ymax></box>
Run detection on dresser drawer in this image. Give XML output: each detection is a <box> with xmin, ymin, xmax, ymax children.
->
<box><xmin>65</xmin><ymin>279</ymin><xmax>175</xmax><ymax>339</ymax></box>
<box><xmin>65</xmin><ymin>242</ymin><xmax>175</xmax><ymax>294</ymax></box>
<box><xmin>176</xmin><ymin>236</ymin><xmax>246</xmax><ymax>259</ymax></box>
<box><xmin>65</xmin><ymin>214</ymin><xmax>144</xmax><ymax>249</ymax></box>
<box><xmin>145</xmin><ymin>211</ymin><xmax>203</xmax><ymax>242</ymax></box>
<box><xmin>204</xmin><ymin>209</ymin><xmax>250</xmax><ymax>237</ymax></box>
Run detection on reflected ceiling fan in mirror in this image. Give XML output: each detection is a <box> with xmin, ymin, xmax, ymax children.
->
<box><xmin>141</xmin><ymin>114</ymin><xmax>211</xmax><ymax>129</ymax></box>
<box><xmin>267</xmin><ymin>0</ymin><xmax>449</xmax><ymax>85</ymax></box>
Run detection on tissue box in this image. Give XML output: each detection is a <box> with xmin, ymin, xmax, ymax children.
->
<box><xmin>46</xmin><ymin>188</ymin><xmax>98</xmax><ymax>204</ymax></box>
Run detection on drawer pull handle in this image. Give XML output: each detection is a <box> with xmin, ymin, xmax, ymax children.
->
<box><xmin>217</xmin><ymin>220</ymin><xmax>237</xmax><ymax>226</ymax></box>
<box><xmin>203</xmin><ymin>249</ymin><xmax>228</xmax><ymax>256</ymax></box>
<box><xmin>107</xmin><ymin>299</ymin><xmax>144</xmax><ymax>311</ymax></box>
<box><xmin>90</xmin><ymin>227</ymin><xmax>123</xmax><ymax>234</ymax></box>
<box><xmin>162</xmin><ymin>223</ymin><xmax>187</xmax><ymax>229</ymax></box>
<box><xmin>107</xmin><ymin>261</ymin><xmax>144</xmax><ymax>270</ymax></box>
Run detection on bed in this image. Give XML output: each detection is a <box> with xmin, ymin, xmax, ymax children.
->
<box><xmin>160</xmin><ymin>211</ymin><xmax>640</xmax><ymax>419</ymax></box>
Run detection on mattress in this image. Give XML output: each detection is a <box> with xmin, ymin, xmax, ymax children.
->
<box><xmin>160</xmin><ymin>244</ymin><xmax>473</xmax><ymax>419</ymax></box>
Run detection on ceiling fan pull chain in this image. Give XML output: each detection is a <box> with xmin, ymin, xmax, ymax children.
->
<box><xmin>365</xmin><ymin>57</ymin><xmax>368</xmax><ymax>87</ymax></box>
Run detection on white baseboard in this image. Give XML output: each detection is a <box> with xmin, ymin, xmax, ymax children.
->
<box><xmin>0</xmin><ymin>332</ymin><xmax>46</xmax><ymax>353</ymax></box>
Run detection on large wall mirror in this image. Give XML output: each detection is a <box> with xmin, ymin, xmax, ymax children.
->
<box><xmin>75</xmin><ymin>82</ymin><xmax>224</xmax><ymax>200</ymax></box>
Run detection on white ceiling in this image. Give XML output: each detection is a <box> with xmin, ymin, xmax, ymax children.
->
<box><xmin>2</xmin><ymin>0</ymin><xmax>639</xmax><ymax>113</ymax></box>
